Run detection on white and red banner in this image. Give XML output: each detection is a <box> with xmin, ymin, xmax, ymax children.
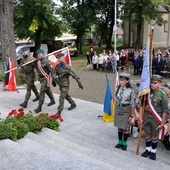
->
<box><xmin>3</xmin><ymin>58</ymin><xmax>16</xmax><ymax>91</ymax></box>
<box><xmin>48</xmin><ymin>47</ymin><xmax>71</xmax><ymax>69</ymax></box>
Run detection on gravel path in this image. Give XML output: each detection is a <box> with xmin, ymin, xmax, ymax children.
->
<box><xmin>50</xmin><ymin>59</ymin><xmax>170</xmax><ymax>104</ymax></box>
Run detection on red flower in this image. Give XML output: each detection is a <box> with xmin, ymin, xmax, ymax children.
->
<box><xmin>16</xmin><ymin>111</ymin><xmax>24</xmax><ymax>118</ymax></box>
<box><xmin>18</xmin><ymin>108</ymin><xmax>24</xmax><ymax>112</ymax></box>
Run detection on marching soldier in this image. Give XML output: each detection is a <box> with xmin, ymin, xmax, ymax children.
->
<box><xmin>53</xmin><ymin>53</ymin><xmax>83</xmax><ymax>117</ymax></box>
<box><xmin>34</xmin><ymin>49</ymin><xmax>55</xmax><ymax>113</ymax></box>
<box><xmin>19</xmin><ymin>46</ymin><xmax>40</xmax><ymax>108</ymax></box>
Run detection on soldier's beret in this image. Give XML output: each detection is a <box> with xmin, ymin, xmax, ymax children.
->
<box><xmin>56</xmin><ymin>53</ymin><xmax>64</xmax><ymax>59</ymax></box>
<box><xmin>21</xmin><ymin>46</ymin><xmax>29</xmax><ymax>52</ymax></box>
<box><xmin>151</xmin><ymin>74</ymin><xmax>162</xmax><ymax>82</ymax></box>
<box><xmin>37</xmin><ymin>49</ymin><xmax>44</xmax><ymax>54</ymax></box>
<box><xmin>119</xmin><ymin>73</ymin><xmax>130</xmax><ymax>80</ymax></box>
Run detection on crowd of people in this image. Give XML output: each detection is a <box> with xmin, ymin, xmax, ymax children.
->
<box><xmin>86</xmin><ymin>46</ymin><xmax>170</xmax><ymax>77</ymax></box>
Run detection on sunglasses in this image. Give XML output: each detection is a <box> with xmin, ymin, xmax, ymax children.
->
<box><xmin>151</xmin><ymin>81</ymin><xmax>158</xmax><ymax>84</ymax></box>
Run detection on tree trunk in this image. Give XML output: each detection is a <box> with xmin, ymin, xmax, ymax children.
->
<box><xmin>106</xmin><ymin>1</ymin><xmax>114</xmax><ymax>49</ymax></box>
<box><xmin>135</xmin><ymin>22</ymin><xmax>142</xmax><ymax>50</ymax></box>
<box><xmin>79</xmin><ymin>35</ymin><xmax>83</xmax><ymax>54</ymax></box>
<box><xmin>33</xmin><ymin>29</ymin><xmax>41</xmax><ymax>58</ymax></box>
<box><xmin>0</xmin><ymin>0</ymin><xmax>16</xmax><ymax>65</ymax></box>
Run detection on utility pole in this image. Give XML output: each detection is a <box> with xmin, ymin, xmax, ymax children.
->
<box><xmin>114</xmin><ymin>0</ymin><xmax>117</xmax><ymax>52</ymax></box>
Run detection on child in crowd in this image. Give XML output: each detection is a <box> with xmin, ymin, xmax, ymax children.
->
<box><xmin>114</xmin><ymin>73</ymin><xmax>135</xmax><ymax>151</ymax></box>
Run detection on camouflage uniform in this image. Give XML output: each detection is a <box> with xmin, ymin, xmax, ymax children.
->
<box><xmin>20</xmin><ymin>55</ymin><xmax>39</xmax><ymax>107</ymax></box>
<box><xmin>55</xmin><ymin>62</ymin><xmax>83</xmax><ymax>113</ymax></box>
<box><xmin>35</xmin><ymin>58</ymin><xmax>55</xmax><ymax>110</ymax></box>
<box><xmin>144</xmin><ymin>89</ymin><xmax>168</xmax><ymax>136</ymax></box>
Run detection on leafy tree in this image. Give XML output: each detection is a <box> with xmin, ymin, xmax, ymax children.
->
<box><xmin>59</xmin><ymin>0</ymin><xmax>98</xmax><ymax>54</ymax></box>
<box><xmin>14</xmin><ymin>0</ymin><xmax>62</xmax><ymax>57</ymax></box>
<box><xmin>122</xmin><ymin>0</ymin><xmax>167</xmax><ymax>49</ymax></box>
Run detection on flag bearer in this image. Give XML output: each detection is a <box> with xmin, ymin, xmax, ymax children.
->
<box><xmin>19</xmin><ymin>46</ymin><xmax>40</xmax><ymax>108</ymax></box>
<box><xmin>34</xmin><ymin>49</ymin><xmax>56</xmax><ymax>113</ymax></box>
<box><xmin>114</xmin><ymin>73</ymin><xmax>135</xmax><ymax>151</ymax></box>
<box><xmin>141</xmin><ymin>75</ymin><xmax>168</xmax><ymax>160</ymax></box>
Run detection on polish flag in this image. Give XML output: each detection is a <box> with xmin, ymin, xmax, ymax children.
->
<box><xmin>3</xmin><ymin>58</ymin><xmax>16</xmax><ymax>91</ymax></box>
<box><xmin>48</xmin><ymin>47</ymin><xmax>71</xmax><ymax>69</ymax></box>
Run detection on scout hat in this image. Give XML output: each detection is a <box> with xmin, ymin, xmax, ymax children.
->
<box><xmin>119</xmin><ymin>73</ymin><xmax>130</xmax><ymax>80</ymax></box>
<box><xmin>37</xmin><ymin>49</ymin><xmax>44</xmax><ymax>54</ymax></box>
<box><xmin>56</xmin><ymin>53</ymin><xmax>64</xmax><ymax>59</ymax></box>
<box><xmin>151</xmin><ymin>74</ymin><xmax>162</xmax><ymax>82</ymax></box>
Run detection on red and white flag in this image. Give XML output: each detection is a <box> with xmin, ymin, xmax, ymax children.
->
<box><xmin>3</xmin><ymin>58</ymin><xmax>16</xmax><ymax>91</ymax></box>
<box><xmin>48</xmin><ymin>47</ymin><xmax>71</xmax><ymax>69</ymax></box>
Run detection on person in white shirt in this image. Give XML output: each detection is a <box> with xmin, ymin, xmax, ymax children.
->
<box><xmin>92</xmin><ymin>51</ymin><xmax>98</xmax><ymax>70</ymax></box>
<box><xmin>98</xmin><ymin>54</ymin><xmax>104</xmax><ymax>71</ymax></box>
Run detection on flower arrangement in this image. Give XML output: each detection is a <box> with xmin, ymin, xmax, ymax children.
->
<box><xmin>0</xmin><ymin>108</ymin><xmax>61</xmax><ymax>141</ymax></box>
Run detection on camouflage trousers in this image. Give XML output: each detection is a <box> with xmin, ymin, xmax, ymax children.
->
<box><xmin>38</xmin><ymin>78</ymin><xmax>55</xmax><ymax>107</ymax></box>
<box><xmin>25</xmin><ymin>76</ymin><xmax>39</xmax><ymax>102</ymax></box>
<box><xmin>58</xmin><ymin>86</ymin><xmax>75</xmax><ymax>112</ymax></box>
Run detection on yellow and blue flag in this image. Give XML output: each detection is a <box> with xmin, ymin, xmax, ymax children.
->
<box><xmin>102</xmin><ymin>74</ymin><xmax>114</xmax><ymax>122</ymax></box>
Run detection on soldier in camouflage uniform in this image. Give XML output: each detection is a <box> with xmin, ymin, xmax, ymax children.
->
<box><xmin>19</xmin><ymin>47</ymin><xmax>40</xmax><ymax>108</ymax></box>
<box><xmin>141</xmin><ymin>75</ymin><xmax>168</xmax><ymax>161</ymax></box>
<box><xmin>34</xmin><ymin>49</ymin><xmax>55</xmax><ymax>113</ymax></box>
<box><xmin>53</xmin><ymin>53</ymin><xmax>83</xmax><ymax>117</ymax></box>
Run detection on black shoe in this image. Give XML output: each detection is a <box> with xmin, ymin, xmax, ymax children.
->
<box><xmin>121</xmin><ymin>145</ymin><xmax>127</xmax><ymax>151</ymax></box>
<box><xmin>54</xmin><ymin>111</ymin><xmax>61</xmax><ymax>119</ymax></box>
<box><xmin>141</xmin><ymin>150</ymin><xmax>151</xmax><ymax>158</ymax></box>
<box><xmin>149</xmin><ymin>152</ymin><xmax>156</xmax><ymax>160</ymax></box>
<box><xmin>47</xmin><ymin>101</ymin><xmax>55</xmax><ymax>106</ymax></box>
<box><xmin>34</xmin><ymin>107</ymin><xmax>42</xmax><ymax>113</ymax></box>
<box><xmin>19</xmin><ymin>102</ymin><xmax>27</xmax><ymax>108</ymax></box>
<box><xmin>115</xmin><ymin>144</ymin><xmax>123</xmax><ymax>149</ymax></box>
<box><xmin>32</xmin><ymin>97</ymin><xmax>39</xmax><ymax>102</ymax></box>
<box><xmin>68</xmin><ymin>104</ymin><xmax>76</xmax><ymax>110</ymax></box>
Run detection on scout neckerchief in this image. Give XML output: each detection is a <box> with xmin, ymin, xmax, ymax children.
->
<box><xmin>118</xmin><ymin>87</ymin><xmax>124</xmax><ymax>107</ymax></box>
<box><xmin>37</xmin><ymin>60</ymin><xmax>51</xmax><ymax>87</ymax></box>
<box><xmin>146</xmin><ymin>93</ymin><xmax>166</xmax><ymax>141</ymax></box>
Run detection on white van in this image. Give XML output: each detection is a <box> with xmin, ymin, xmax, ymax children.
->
<box><xmin>16</xmin><ymin>44</ymin><xmax>48</xmax><ymax>61</ymax></box>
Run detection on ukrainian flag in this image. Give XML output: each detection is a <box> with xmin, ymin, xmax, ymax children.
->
<box><xmin>102</xmin><ymin>74</ymin><xmax>114</xmax><ymax>122</ymax></box>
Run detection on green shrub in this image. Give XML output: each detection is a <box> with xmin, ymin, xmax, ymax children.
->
<box><xmin>20</xmin><ymin>114</ymin><xmax>43</xmax><ymax>134</ymax></box>
<box><xmin>0</xmin><ymin>122</ymin><xmax>18</xmax><ymax>141</ymax></box>
<box><xmin>5</xmin><ymin>116</ymin><xmax>29</xmax><ymax>139</ymax></box>
<box><xmin>0</xmin><ymin>73</ymin><xmax>5</xmax><ymax>82</ymax></box>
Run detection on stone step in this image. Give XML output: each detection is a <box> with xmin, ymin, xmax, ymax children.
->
<box><xmin>13</xmin><ymin>132</ymin><xmax>120</xmax><ymax>170</ymax></box>
<box><xmin>40</xmin><ymin>128</ymin><xmax>170</xmax><ymax>170</ymax></box>
<box><xmin>57</xmin><ymin>125</ymin><xmax>170</xmax><ymax>165</ymax></box>
<box><xmin>0</xmin><ymin>142</ymin><xmax>35</xmax><ymax>170</ymax></box>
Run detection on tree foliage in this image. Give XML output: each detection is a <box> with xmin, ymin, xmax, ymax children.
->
<box><xmin>121</xmin><ymin>0</ymin><xmax>168</xmax><ymax>48</ymax></box>
<box><xmin>14</xmin><ymin>0</ymin><xmax>62</xmax><ymax>56</ymax></box>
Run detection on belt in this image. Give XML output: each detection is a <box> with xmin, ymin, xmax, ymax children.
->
<box><xmin>120</xmin><ymin>103</ymin><xmax>130</xmax><ymax>107</ymax></box>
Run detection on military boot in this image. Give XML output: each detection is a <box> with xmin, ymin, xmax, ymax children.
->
<box><xmin>68</xmin><ymin>103</ymin><xmax>76</xmax><ymax>110</ymax></box>
<box><xmin>32</xmin><ymin>96</ymin><xmax>39</xmax><ymax>102</ymax></box>
<box><xmin>19</xmin><ymin>102</ymin><xmax>27</xmax><ymax>108</ymax></box>
<box><xmin>47</xmin><ymin>100</ymin><xmax>56</xmax><ymax>106</ymax></box>
<box><xmin>34</xmin><ymin>106</ymin><xmax>42</xmax><ymax>113</ymax></box>
<box><xmin>54</xmin><ymin>111</ymin><xmax>61</xmax><ymax>119</ymax></box>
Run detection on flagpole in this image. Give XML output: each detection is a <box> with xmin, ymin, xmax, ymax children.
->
<box><xmin>136</xmin><ymin>20</ymin><xmax>155</xmax><ymax>155</ymax></box>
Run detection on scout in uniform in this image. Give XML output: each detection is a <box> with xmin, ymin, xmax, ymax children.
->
<box><xmin>53</xmin><ymin>53</ymin><xmax>83</xmax><ymax>117</ymax></box>
<box><xmin>19</xmin><ymin>46</ymin><xmax>40</xmax><ymax>108</ymax></box>
<box><xmin>141</xmin><ymin>75</ymin><xmax>168</xmax><ymax>160</ymax></box>
<box><xmin>114</xmin><ymin>73</ymin><xmax>135</xmax><ymax>151</ymax></box>
<box><xmin>34</xmin><ymin>49</ymin><xmax>55</xmax><ymax>113</ymax></box>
